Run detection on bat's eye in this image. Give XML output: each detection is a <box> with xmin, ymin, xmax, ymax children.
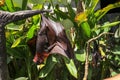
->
<box><xmin>39</xmin><ymin>31</ymin><xmax>46</xmax><ymax>35</ymax></box>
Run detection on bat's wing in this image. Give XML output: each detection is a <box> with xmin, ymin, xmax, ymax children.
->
<box><xmin>42</xmin><ymin>15</ymin><xmax>74</xmax><ymax>58</ymax></box>
<box><xmin>29</xmin><ymin>14</ymin><xmax>74</xmax><ymax>64</ymax></box>
<box><xmin>49</xmin><ymin>42</ymin><xmax>68</xmax><ymax>58</ymax></box>
<box><xmin>27</xmin><ymin>36</ymin><xmax>37</xmax><ymax>55</ymax></box>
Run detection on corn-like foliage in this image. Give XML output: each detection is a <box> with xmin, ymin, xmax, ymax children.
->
<box><xmin>0</xmin><ymin>0</ymin><xmax>120</xmax><ymax>80</ymax></box>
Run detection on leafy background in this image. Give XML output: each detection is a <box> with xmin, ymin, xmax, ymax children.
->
<box><xmin>0</xmin><ymin>0</ymin><xmax>120</xmax><ymax>80</ymax></box>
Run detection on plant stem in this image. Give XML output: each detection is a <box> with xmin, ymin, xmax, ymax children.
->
<box><xmin>83</xmin><ymin>32</ymin><xmax>114</xmax><ymax>80</ymax></box>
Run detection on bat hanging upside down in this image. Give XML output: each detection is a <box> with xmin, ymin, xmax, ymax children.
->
<box><xmin>27</xmin><ymin>14</ymin><xmax>74</xmax><ymax>64</ymax></box>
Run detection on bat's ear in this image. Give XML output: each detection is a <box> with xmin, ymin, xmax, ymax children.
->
<box><xmin>27</xmin><ymin>36</ymin><xmax>37</xmax><ymax>55</ymax></box>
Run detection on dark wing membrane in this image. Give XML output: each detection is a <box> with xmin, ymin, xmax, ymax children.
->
<box><xmin>27</xmin><ymin>36</ymin><xmax>37</xmax><ymax>55</ymax></box>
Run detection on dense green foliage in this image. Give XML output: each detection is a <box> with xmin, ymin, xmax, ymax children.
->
<box><xmin>0</xmin><ymin>0</ymin><xmax>120</xmax><ymax>80</ymax></box>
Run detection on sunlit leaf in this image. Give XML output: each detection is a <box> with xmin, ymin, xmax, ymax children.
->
<box><xmin>75</xmin><ymin>12</ymin><xmax>87</xmax><ymax>24</ymax></box>
<box><xmin>115</xmin><ymin>26</ymin><xmax>120</xmax><ymax>38</ymax></box>
<box><xmin>61</xmin><ymin>19</ymin><xmax>74</xmax><ymax>29</ymax></box>
<box><xmin>15</xmin><ymin>77</ymin><xmax>28</xmax><ymax>80</ymax></box>
<box><xmin>95</xmin><ymin>2</ymin><xmax>120</xmax><ymax>21</ymax></box>
<box><xmin>32</xmin><ymin>15</ymin><xmax>40</xmax><ymax>24</ymax></box>
<box><xmin>6</xmin><ymin>23</ymin><xmax>23</xmax><ymax>31</ymax></box>
<box><xmin>5</xmin><ymin>0</ymin><xmax>14</xmax><ymax>12</ymax></box>
<box><xmin>27</xmin><ymin>25</ymin><xmax>37</xmax><ymax>39</ymax></box>
<box><xmin>92</xmin><ymin>21</ymin><xmax>120</xmax><ymax>32</ymax></box>
<box><xmin>0</xmin><ymin>0</ymin><xmax>5</xmax><ymax>6</ymax></box>
<box><xmin>76</xmin><ymin>53</ymin><xmax>85</xmax><ymax>62</ymax></box>
<box><xmin>88</xmin><ymin>0</ymin><xmax>99</xmax><ymax>13</ymax></box>
<box><xmin>5</xmin><ymin>31</ymin><xmax>10</xmax><ymax>38</ymax></box>
<box><xmin>12</xmin><ymin>0</ymin><xmax>23</xmax><ymax>9</ymax></box>
<box><xmin>99</xmin><ymin>46</ymin><xmax>106</xmax><ymax>57</ymax></box>
<box><xmin>64</xmin><ymin>59</ymin><xmax>77</xmax><ymax>78</ymax></box>
<box><xmin>37</xmin><ymin>64</ymin><xmax>45</xmax><ymax>69</ymax></box>
<box><xmin>39</xmin><ymin>55</ymin><xmax>58</xmax><ymax>78</ymax></box>
<box><xmin>32</xmin><ymin>4</ymin><xmax>43</xmax><ymax>10</ymax></box>
<box><xmin>11</xmin><ymin>37</ymin><xmax>22</xmax><ymax>48</ymax></box>
<box><xmin>29</xmin><ymin>0</ymin><xmax>45</xmax><ymax>4</ymax></box>
<box><xmin>81</xmin><ymin>21</ymin><xmax>91</xmax><ymax>38</ymax></box>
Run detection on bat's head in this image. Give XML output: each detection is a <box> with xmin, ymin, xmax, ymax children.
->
<box><xmin>36</xmin><ymin>29</ymin><xmax>49</xmax><ymax>53</ymax></box>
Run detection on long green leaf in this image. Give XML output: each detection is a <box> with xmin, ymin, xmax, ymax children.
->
<box><xmin>22</xmin><ymin>0</ymin><xmax>28</xmax><ymax>10</ymax></box>
<box><xmin>81</xmin><ymin>21</ymin><xmax>91</xmax><ymax>38</ymax></box>
<box><xmin>67</xmin><ymin>4</ymin><xmax>76</xmax><ymax>20</ymax></box>
<box><xmin>39</xmin><ymin>55</ymin><xmax>58</xmax><ymax>78</ymax></box>
<box><xmin>92</xmin><ymin>21</ymin><xmax>120</xmax><ymax>31</ymax></box>
<box><xmin>15</xmin><ymin>77</ymin><xmax>28</xmax><ymax>80</ymax></box>
<box><xmin>115</xmin><ymin>26</ymin><xmax>120</xmax><ymax>38</ymax></box>
<box><xmin>27</xmin><ymin>25</ymin><xmax>37</xmax><ymax>39</ymax></box>
<box><xmin>95</xmin><ymin>2</ymin><xmax>120</xmax><ymax>21</ymax></box>
<box><xmin>64</xmin><ymin>59</ymin><xmax>78</xmax><ymax>79</ymax></box>
<box><xmin>11</xmin><ymin>37</ymin><xmax>22</xmax><ymax>48</ymax></box>
<box><xmin>7</xmin><ymin>46</ymin><xmax>24</xmax><ymax>58</ymax></box>
<box><xmin>87</xmin><ymin>0</ymin><xmax>99</xmax><ymax>14</ymax></box>
<box><xmin>5</xmin><ymin>0</ymin><xmax>14</xmax><ymax>12</ymax></box>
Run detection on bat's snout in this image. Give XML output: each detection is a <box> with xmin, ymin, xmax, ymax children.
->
<box><xmin>33</xmin><ymin>52</ymin><xmax>49</xmax><ymax>64</ymax></box>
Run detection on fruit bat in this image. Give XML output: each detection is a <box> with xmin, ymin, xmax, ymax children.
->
<box><xmin>28</xmin><ymin>14</ymin><xmax>74</xmax><ymax>64</ymax></box>
<box><xmin>0</xmin><ymin>9</ymin><xmax>50</xmax><ymax>79</ymax></box>
<box><xmin>92</xmin><ymin>41</ymin><xmax>101</xmax><ymax>67</ymax></box>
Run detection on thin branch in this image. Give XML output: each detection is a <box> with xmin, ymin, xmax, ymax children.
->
<box><xmin>83</xmin><ymin>32</ymin><xmax>114</xmax><ymax>80</ymax></box>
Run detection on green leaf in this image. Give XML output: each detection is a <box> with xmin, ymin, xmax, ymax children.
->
<box><xmin>112</xmin><ymin>51</ymin><xmax>120</xmax><ymax>55</ymax></box>
<box><xmin>81</xmin><ymin>21</ymin><xmax>91</xmax><ymax>38</ymax></box>
<box><xmin>5</xmin><ymin>0</ymin><xmax>15</xmax><ymax>12</ymax></box>
<box><xmin>11</xmin><ymin>36</ymin><xmax>25</xmax><ymax>48</ymax></box>
<box><xmin>32</xmin><ymin>15</ymin><xmax>40</xmax><ymax>24</ymax></box>
<box><xmin>32</xmin><ymin>4</ymin><xmax>43</xmax><ymax>10</ymax></box>
<box><xmin>29</xmin><ymin>0</ymin><xmax>45</xmax><ymax>4</ymax></box>
<box><xmin>7</xmin><ymin>46</ymin><xmax>23</xmax><ymax>58</ymax></box>
<box><xmin>11</xmin><ymin>37</ymin><xmax>22</xmax><ymax>48</ymax></box>
<box><xmin>75</xmin><ymin>49</ymin><xmax>85</xmax><ymax>62</ymax></box>
<box><xmin>6</xmin><ymin>23</ymin><xmax>23</xmax><ymax>31</ymax></box>
<box><xmin>95</xmin><ymin>2</ymin><xmax>120</xmax><ymax>21</ymax></box>
<box><xmin>54</xmin><ymin>9</ymin><xmax>70</xmax><ymax>19</ymax></box>
<box><xmin>27</xmin><ymin>25</ymin><xmax>37</xmax><ymax>39</ymax></box>
<box><xmin>67</xmin><ymin>4</ymin><xmax>76</xmax><ymax>20</ymax></box>
<box><xmin>0</xmin><ymin>5</ymin><xmax>8</xmax><ymax>11</ymax></box>
<box><xmin>64</xmin><ymin>59</ymin><xmax>77</xmax><ymax>78</ymax></box>
<box><xmin>76</xmin><ymin>53</ymin><xmax>85</xmax><ymax>62</ymax></box>
<box><xmin>12</xmin><ymin>0</ymin><xmax>23</xmax><ymax>9</ymax></box>
<box><xmin>22</xmin><ymin>0</ymin><xmax>28</xmax><ymax>10</ymax></box>
<box><xmin>112</xmin><ymin>46</ymin><xmax>120</xmax><ymax>55</ymax></box>
<box><xmin>61</xmin><ymin>19</ymin><xmax>74</xmax><ymax>29</ymax></box>
<box><xmin>39</xmin><ymin>55</ymin><xmax>58</xmax><ymax>78</ymax></box>
<box><xmin>89</xmin><ymin>0</ymin><xmax>99</xmax><ymax>13</ymax></box>
<box><xmin>115</xmin><ymin>26</ymin><xmax>120</xmax><ymax>38</ymax></box>
<box><xmin>101</xmin><ymin>21</ymin><xmax>120</xmax><ymax>28</ymax></box>
<box><xmin>92</xmin><ymin>21</ymin><xmax>120</xmax><ymax>32</ymax></box>
<box><xmin>15</xmin><ymin>77</ymin><xmax>28</xmax><ymax>80</ymax></box>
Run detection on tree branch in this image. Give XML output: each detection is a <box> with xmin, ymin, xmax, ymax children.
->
<box><xmin>83</xmin><ymin>32</ymin><xmax>114</xmax><ymax>80</ymax></box>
